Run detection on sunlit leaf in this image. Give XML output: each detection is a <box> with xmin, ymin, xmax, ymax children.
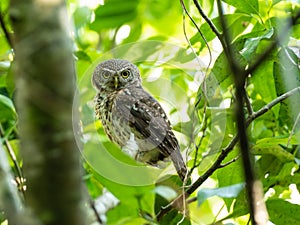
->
<box><xmin>222</xmin><ymin>0</ymin><xmax>259</xmax><ymax>15</ymax></box>
<box><xmin>90</xmin><ymin>0</ymin><xmax>139</xmax><ymax>30</ymax></box>
<box><xmin>211</xmin><ymin>39</ymin><xmax>247</xmax><ymax>91</ymax></box>
<box><xmin>197</xmin><ymin>183</ymin><xmax>245</xmax><ymax>206</ymax></box>
<box><xmin>154</xmin><ymin>185</ymin><xmax>177</xmax><ymax>201</ymax></box>
<box><xmin>73</xmin><ymin>7</ymin><xmax>92</xmax><ymax>29</ymax></box>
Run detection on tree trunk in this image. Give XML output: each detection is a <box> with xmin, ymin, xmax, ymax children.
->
<box><xmin>9</xmin><ymin>1</ymin><xmax>87</xmax><ymax>225</ymax></box>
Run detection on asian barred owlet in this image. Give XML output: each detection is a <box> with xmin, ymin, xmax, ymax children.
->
<box><xmin>92</xmin><ymin>59</ymin><xmax>187</xmax><ymax>181</ymax></box>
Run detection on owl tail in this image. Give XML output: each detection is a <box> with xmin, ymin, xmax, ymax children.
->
<box><xmin>170</xmin><ymin>150</ymin><xmax>187</xmax><ymax>181</ymax></box>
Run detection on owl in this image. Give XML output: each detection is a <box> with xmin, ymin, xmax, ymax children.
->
<box><xmin>92</xmin><ymin>59</ymin><xmax>187</xmax><ymax>181</ymax></box>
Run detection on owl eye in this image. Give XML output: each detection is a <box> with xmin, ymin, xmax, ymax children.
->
<box><xmin>102</xmin><ymin>71</ymin><xmax>110</xmax><ymax>79</ymax></box>
<box><xmin>120</xmin><ymin>69</ymin><xmax>131</xmax><ymax>78</ymax></box>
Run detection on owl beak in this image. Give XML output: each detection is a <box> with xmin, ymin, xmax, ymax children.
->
<box><xmin>114</xmin><ymin>75</ymin><xmax>118</xmax><ymax>89</ymax></box>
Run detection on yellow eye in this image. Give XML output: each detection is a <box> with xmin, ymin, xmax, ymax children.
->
<box><xmin>121</xmin><ymin>70</ymin><xmax>131</xmax><ymax>78</ymax></box>
<box><xmin>102</xmin><ymin>71</ymin><xmax>110</xmax><ymax>79</ymax></box>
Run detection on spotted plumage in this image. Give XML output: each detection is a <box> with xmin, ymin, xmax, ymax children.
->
<box><xmin>92</xmin><ymin>59</ymin><xmax>187</xmax><ymax>181</ymax></box>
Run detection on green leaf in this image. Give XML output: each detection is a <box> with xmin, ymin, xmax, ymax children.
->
<box><xmin>159</xmin><ymin>210</ymin><xmax>191</xmax><ymax>225</ymax></box>
<box><xmin>84</xmin><ymin>173</ymin><xmax>103</xmax><ymax>199</ymax></box>
<box><xmin>0</xmin><ymin>35</ymin><xmax>11</xmax><ymax>56</ymax></box>
<box><xmin>251</xmin><ymin>58</ymin><xmax>277</xmax><ymax>105</ymax></box>
<box><xmin>107</xmin><ymin>203</ymin><xmax>147</xmax><ymax>225</ymax></box>
<box><xmin>273</xmin><ymin>48</ymin><xmax>300</xmax><ymax>129</ymax></box>
<box><xmin>255</xmin><ymin>133</ymin><xmax>300</xmax><ymax>147</ymax></box>
<box><xmin>197</xmin><ymin>183</ymin><xmax>245</xmax><ymax>206</ymax></box>
<box><xmin>211</xmin><ymin>39</ymin><xmax>247</xmax><ymax>91</ymax></box>
<box><xmin>93</xmin><ymin>0</ymin><xmax>139</xmax><ymax>17</ymax></box>
<box><xmin>252</xmin><ymin>134</ymin><xmax>300</xmax><ymax>162</ymax></box>
<box><xmin>257</xmin><ymin>155</ymin><xmax>283</xmax><ymax>178</ymax></box>
<box><xmin>74</xmin><ymin>50</ymin><xmax>92</xmax><ymax>62</ymax></box>
<box><xmin>216</xmin><ymin>149</ymin><xmax>244</xmax><ymax>209</ymax></box>
<box><xmin>222</xmin><ymin>0</ymin><xmax>259</xmax><ymax>15</ymax></box>
<box><xmin>73</xmin><ymin>7</ymin><xmax>92</xmax><ymax>29</ymax></box>
<box><xmin>240</xmin><ymin>28</ymin><xmax>274</xmax><ymax>61</ymax></box>
<box><xmin>0</xmin><ymin>94</ymin><xmax>16</xmax><ymax>122</ymax></box>
<box><xmin>267</xmin><ymin>199</ymin><xmax>300</xmax><ymax>225</ymax></box>
<box><xmin>224</xmin><ymin>189</ymin><xmax>249</xmax><ymax>220</ymax></box>
<box><xmin>252</xmin><ymin>144</ymin><xmax>294</xmax><ymax>162</ymax></box>
<box><xmin>154</xmin><ymin>185</ymin><xmax>177</xmax><ymax>201</ymax></box>
<box><xmin>90</xmin><ymin>0</ymin><xmax>139</xmax><ymax>30</ymax></box>
<box><xmin>144</xmin><ymin>0</ymin><xmax>183</xmax><ymax>35</ymax></box>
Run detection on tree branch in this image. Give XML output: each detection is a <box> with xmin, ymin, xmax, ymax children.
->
<box><xmin>216</xmin><ymin>0</ymin><xmax>268</xmax><ymax>224</ymax></box>
<box><xmin>156</xmin><ymin>85</ymin><xmax>300</xmax><ymax>221</ymax></box>
<box><xmin>246</xmin><ymin>87</ymin><xmax>300</xmax><ymax>126</ymax></box>
<box><xmin>192</xmin><ymin>0</ymin><xmax>224</xmax><ymax>47</ymax></box>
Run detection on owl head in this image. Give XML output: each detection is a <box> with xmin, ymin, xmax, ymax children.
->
<box><xmin>92</xmin><ymin>59</ymin><xmax>142</xmax><ymax>92</ymax></box>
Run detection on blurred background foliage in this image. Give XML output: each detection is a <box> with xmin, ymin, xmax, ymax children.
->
<box><xmin>1</xmin><ymin>0</ymin><xmax>300</xmax><ymax>224</ymax></box>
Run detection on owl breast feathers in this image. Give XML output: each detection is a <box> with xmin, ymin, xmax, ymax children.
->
<box><xmin>92</xmin><ymin>59</ymin><xmax>187</xmax><ymax>181</ymax></box>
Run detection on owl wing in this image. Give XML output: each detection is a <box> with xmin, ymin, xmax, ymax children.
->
<box><xmin>129</xmin><ymin>97</ymin><xmax>175</xmax><ymax>155</ymax></box>
<box><xmin>114</xmin><ymin>87</ymin><xmax>187</xmax><ymax>180</ymax></box>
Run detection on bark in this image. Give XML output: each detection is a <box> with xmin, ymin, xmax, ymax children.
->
<box><xmin>9</xmin><ymin>1</ymin><xmax>87</xmax><ymax>225</ymax></box>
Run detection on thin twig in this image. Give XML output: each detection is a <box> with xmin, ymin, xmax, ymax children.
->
<box><xmin>244</xmin><ymin>82</ymin><xmax>254</xmax><ymax>116</ymax></box>
<box><xmin>216</xmin><ymin>0</ymin><xmax>241</xmax><ymax>75</ymax></box>
<box><xmin>189</xmin><ymin>136</ymin><xmax>203</xmax><ymax>175</ymax></box>
<box><xmin>186</xmin><ymin>196</ymin><xmax>197</xmax><ymax>204</ymax></box>
<box><xmin>180</xmin><ymin>0</ymin><xmax>209</xmax><ymax>178</ymax></box>
<box><xmin>219</xmin><ymin>154</ymin><xmax>241</xmax><ymax>169</ymax></box>
<box><xmin>287</xmin><ymin>111</ymin><xmax>300</xmax><ymax>148</ymax></box>
<box><xmin>0</xmin><ymin>123</ymin><xmax>24</xmax><ymax>193</ymax></box>
<box><xmin>246</xmin><ymin>87</ymin><xmax>300</xmax><ymax>126</ymax></box>
<box><xmin>192</xmin><ymin>0</ymin><xmax>224</xmax><ymax>47</ymax></box>
<box><xmin>180</xmin><ymin>0</ymin><xmax>213</xmax><ymax>72</ymax></box>
<box><xmin>189</xmin><ymin>104</ymin><xmax>208</xmax><ymax>176</ymax></box>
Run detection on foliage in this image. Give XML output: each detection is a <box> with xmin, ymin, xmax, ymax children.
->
<box><xmin>0</xmin><ymin>0</ymin><xmax>300</xmax><ymax>224</ymax></box>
